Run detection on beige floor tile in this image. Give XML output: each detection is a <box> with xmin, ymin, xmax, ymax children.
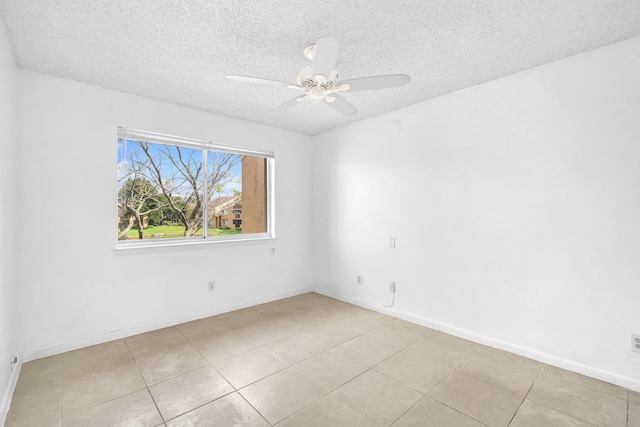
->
<box><xmin>364</xmin><ymin>323</ymin><xmax>424</xmax><ymax>349</ymax></box>
<box><xmin>167</xmin><ymin>392</ymin><xmax>269</xmax><ymax>427</ymax></box>
<box><xmin>218</xmin><ymin>308</ymin><xmax>270</xmax><ymax>330</ymax></box>
<box><xmin>125</xmin><ymin>326</ymin><xmax>177</xmax><ymax>343</ymax></box>
<box><xmin>150</xmin><ymin>365</ymin><xmax>233</xmax><ymax>421</ymax></box>
<box><xmin>5</xmin><ymin>415</ymin><xmax>61</xmax><ymax>427</ymax></box>
<box><xmin>310</xmin><ymin>299</ymin><xmax>357</xmax><ymax>315</ymax></box>
<box><xmin>430</xmin><ymin>371</ymin><xmax>522</xmax><ymax>427</ymax></box>
<box><xmin>191</xmin><ymin>330</ymin><xmax>259</xmax><ymax>362</ymax></box>
<box><xmin>126</xmin><ymin>328</ymin><xmax>190</xmax><ymax>361</ymax></box>
<box><xmin>175</xmin><ymin>316</ymin><xmax>234</xmax><ymax>342</ymax></box>
<box><xmin>252</xmin><ymin>301</ymin><xmax>303</xmax><ymax>320</ymax></box>
<box><xmin>264</xmin><ymin>332</ymin><xmax>332</xmax><ymax>365</ymax></box>
<box><xmin>403</xmin><ymin>331</ymin><xmax>479</xmax><ymax>368</ymax></box>
<box><xmin>457</xmin><ymin>346</ymin><xmax>543</xmax><ymax>396</ymax></box>
<box><xmin>284</xmin><ymin>298</ymin><xmax>326</xmax><ymax>312</ymax></box>
<box><xmin>239</xmin><ymin>319</ymin><xmax>298</xmax><ymax>346</ymax></box>
<box><xmin>302</xmin><ymin>322</ymin><xmax>363</xmax><ymax>348</ymax></box>
<box><xmin>629</xmin><ymin>402</ymin><xmax>640</xmax><ymax>427</ymax></box>
<box><xmin>17</xmin><ymin>354</ymin><xmax>60</xmax><ymax>375</ymax></box>
<box><xmin>335</xmin><ymin>299</ymin><xmax>369</xmax><ymax>312</ymax></box>
<box><xmin>61</xmin><ymin>363</ymin><xmax>145</xmax><ymax>418</ymax></box>
<box><xmin>510</xmin><ymin>399</ymin><xmax>595</xmax><ymax>427</ymax></box>
<box><xmin>303</xmin><ymin>304</ymin><xmax>354</xmax><ymax>326</ymax></box>
<box><xmin>374</xmin><ymin>347</ymin><xmax>456</xmax><ymax>393</ymax></box>
<box><xmin>527</xmin><ymin>369</ymin><xmax>627</xmax><ymax>427</ymax></box>
<box><xmin>136</xmin><ymin>343</ymin><xmax>208</xmax><ymax>385</ymax></box>
<box><xmin>61</xmin><ymin>342</ymin><xmax>134</xmax><ymax>380</ymax></box>
<box><xmin>334</xmin><ymin>333</ymin><xmax>405</xmax><ymax>367</ymax></box>
<box><xmin>283</xmin><ymin>292</ymin><xmax>336</xmax><ymax>311</ymax></box>
<box><xmin>214</xmin><ymin>347</ymin><xmax>287</xmax><ymax>388</ymax></box>
<box><xmin>331</xmin><ymin>369</ymin><xmax>422</xmax><ymax>426</ymax></box>
<box><xmin>63</xmin><ymin>389</ymin><xmax>162</xmax><ymax>427</ymax></box>
<box><xmin>380</xmin><ymin>319</ymin><xmax>435</xmax><ymax>338</ymax></box>
<box><xmin>277</xmin><ymin>394</ymin><xmax>372</xmax><ymax>427</ymax></box>
<box><xmin>293</xmin><ymin>348</ymin><xmax>368</xmax><ymax>391</ymax></box>
<box><xmin>5</xmin><ymin>384</ymin><xmax>61</xmax><ymax>426</ymax></box>
<box><xmin>343</xmin><ymin>309</ymin><xmax>395</xmax><ymax>333</ymax></box>
<box><xmin>541</xmin><ymin>365</ymin><xmax>628</xmax><ymax>399</ymax></box>
<box><xmin>13</xmin><ymin>355</ymin><xmax>61</xmax><ymax>396</ymax></box>
<box><xmin>240</xmin><ymin>367</ymin><xmax>325</xmax><ymax>424</ymax></box>
<box><xmin>631</xmin><ymin>390</ymin><xmax>640</xmax><ymax>404</ymax></box>
<box><xmin>277</xmin><ymin>310</ymin><xmax>325</xmax><ymax>331</ymax></box>
<box><xmin>392</xmin><ymin>397</ymin><xmax>485</xmax><ymax>427</ymax></box>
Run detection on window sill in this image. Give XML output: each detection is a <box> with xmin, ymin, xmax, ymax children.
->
<box><xmin>115</xmin><ymin>234</ymin><xmax>275</xmax><ymax>250</ymax></box>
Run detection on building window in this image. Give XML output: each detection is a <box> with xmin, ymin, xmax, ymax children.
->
<box><xmin>117</xmin><ymin>128</ymin><xmax>273</xmax><ymax>248</ymax></box>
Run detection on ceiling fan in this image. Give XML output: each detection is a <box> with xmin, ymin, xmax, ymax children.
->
<box><xmin>226</xmin><ymin>37</ymin><xmax>411</xmax><ymax>116</ymax></box>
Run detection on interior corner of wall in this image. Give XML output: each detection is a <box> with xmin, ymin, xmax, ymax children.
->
<box><xmin>0</xmin><ymin>359</ymin><xmax>22</xmax><ymax>424</ymax></box>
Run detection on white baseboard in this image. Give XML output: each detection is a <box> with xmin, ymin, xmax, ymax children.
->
<box><xmin>0</xmin><ymin>361</ymin><xmax>21</xmax><ymax>427</ymax></box>
<box><xmin>21</xmin><ymin>286</ymin><xmax>314</xmax><ymax>363</ymax></box>
<box><xmin>312</xmin><ymin>287</ymin><xmax>640</xmax><ymax>392</ymax></box>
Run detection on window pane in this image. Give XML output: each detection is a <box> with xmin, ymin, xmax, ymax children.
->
<box><xmin>207</xmin><ymin>151</ymin><xmax>242</xmax><ymax>236</ymax></box>
<box><xmin>117</xmin><ymin>138</ymin><xmax>204</xmax><ymax>240</ymax></box>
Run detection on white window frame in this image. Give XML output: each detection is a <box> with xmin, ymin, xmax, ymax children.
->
<box><xmin>117</xmin><ymin>127</ymin><xmax>275</xmax><ymax>249</ymax></box>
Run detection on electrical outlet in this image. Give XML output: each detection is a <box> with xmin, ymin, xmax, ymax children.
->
<box><xmin>208</xmin><ymin>281</ymin><xmax>216</xmax><ymax>292</ymax></box>
<box><xmin>10</xmin><ymin>355</ymin><xmax>18</xmax><ymax>372</ymax></box>
<box><xmin>632</xmin><ymin>334</ymin><xmax>640</xmax><ymax>353</ymax></box>
<box><xmin>356</xmin><ymin>275</ymin><xmax>363</xmax><ymax>285</ymax></box>
<box><xmin>389</xmin><ymin>281</ymin><xmax>396</xmax><ymax>292</ymax></box>
<box><xmin>389</xmin><ymin>237</ymin><xmax>396</xmax><ymax>248</ymax></box>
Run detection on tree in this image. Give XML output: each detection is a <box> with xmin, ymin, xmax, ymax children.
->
<box><xmin>135</xmin><ymin>142</ymin><xmax>239</xmax><ymax>236</ymax></box>
<box><xmin>117</xmin><ymin>177</ymin><xmax>166</xmax><ymax>240</ymax></box>
<box><xmin>118</xmin><ymin>145</ymin><xmax>170</xmax><ymax>240</ymax></box>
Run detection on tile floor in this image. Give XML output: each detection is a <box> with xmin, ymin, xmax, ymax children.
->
<box><xmin>5</xmin><ymin>292</ymin><xmax>638</xmax><ymax>426</ymax></box>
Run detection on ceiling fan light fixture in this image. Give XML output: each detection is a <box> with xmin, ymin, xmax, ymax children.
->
<box><xmin>310</xmin><ymin>86</ymin><xmax>326</xmax><ymax>98</ymax></box>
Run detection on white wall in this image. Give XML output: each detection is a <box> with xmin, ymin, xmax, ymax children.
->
<box><xmin>312</xmin><ymin>36</ymin><xmax>640</xmax><ymax>389</ymax></box>
<box><xmin>0</xmin><ymin>20</ymin><xmax>20</xmax><ymax>421</ymax></box>
<box><xmin>17</xmin><ymin>71</ymin><xmax>313</xmax><ymax>357</ymax></box>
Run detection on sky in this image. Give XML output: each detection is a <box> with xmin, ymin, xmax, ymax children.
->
<box><xmin>118</xmin><ymin>138</ymin><xmax>242</xmax><ymax>198</ymax></box>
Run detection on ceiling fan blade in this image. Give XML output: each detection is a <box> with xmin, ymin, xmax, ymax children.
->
<box><xmin>270</xmin><ymin>95</ymin><xmax>308</xmax><ymax>114</ymax></box>
<box><xmin>327</xmin><ymin>95</ymin><xmax>357</xmax><ymax>116</ymax></box>
<box><xmin>312</xmin><ymin>37</ymin><xmax>339</xmax><ymax>81</ymax></box>
<box><xmin>341</xmin><ymin>74</ymin><xmax>411</xmax><ymax>92</ymax></box>
<box><xmin>226</xmin><ymin>75</ymin><xmax>292</xmax><ymax>87</ymax></box>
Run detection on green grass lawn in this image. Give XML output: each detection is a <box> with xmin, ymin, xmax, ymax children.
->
<box><xmin>126</xmin><ymin>225</ymin><xmax>242</xmax><ymax>239</ymax></box>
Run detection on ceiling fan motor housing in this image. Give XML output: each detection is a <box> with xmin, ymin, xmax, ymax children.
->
<box><xmin>296</xmin><ymin>65</ymin><xmax>339</xmax><ymax>97</ymax></box>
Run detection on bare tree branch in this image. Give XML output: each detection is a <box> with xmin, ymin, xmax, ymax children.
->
<box><xmin>132</xmin><ymin>141</ymin><xmax>240</xmax><ymax>237</ymax></box>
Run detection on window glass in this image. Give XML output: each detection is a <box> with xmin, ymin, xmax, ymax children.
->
<box><xmin>117</xmin><ymin>128</ymin><xmax>273</xmax><ymax>247</ymax></box>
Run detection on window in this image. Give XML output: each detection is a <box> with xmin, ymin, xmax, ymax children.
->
<box><xmin>117</xmin><ymin>128</ymin><xmax>274</xmax><ymax>248</ymax></box>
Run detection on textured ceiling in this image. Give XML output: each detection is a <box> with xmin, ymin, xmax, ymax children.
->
<box><xmin>1</xmin><ymin>1</ymin><xmax>640</xmax><ymax>135</ymax></box>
